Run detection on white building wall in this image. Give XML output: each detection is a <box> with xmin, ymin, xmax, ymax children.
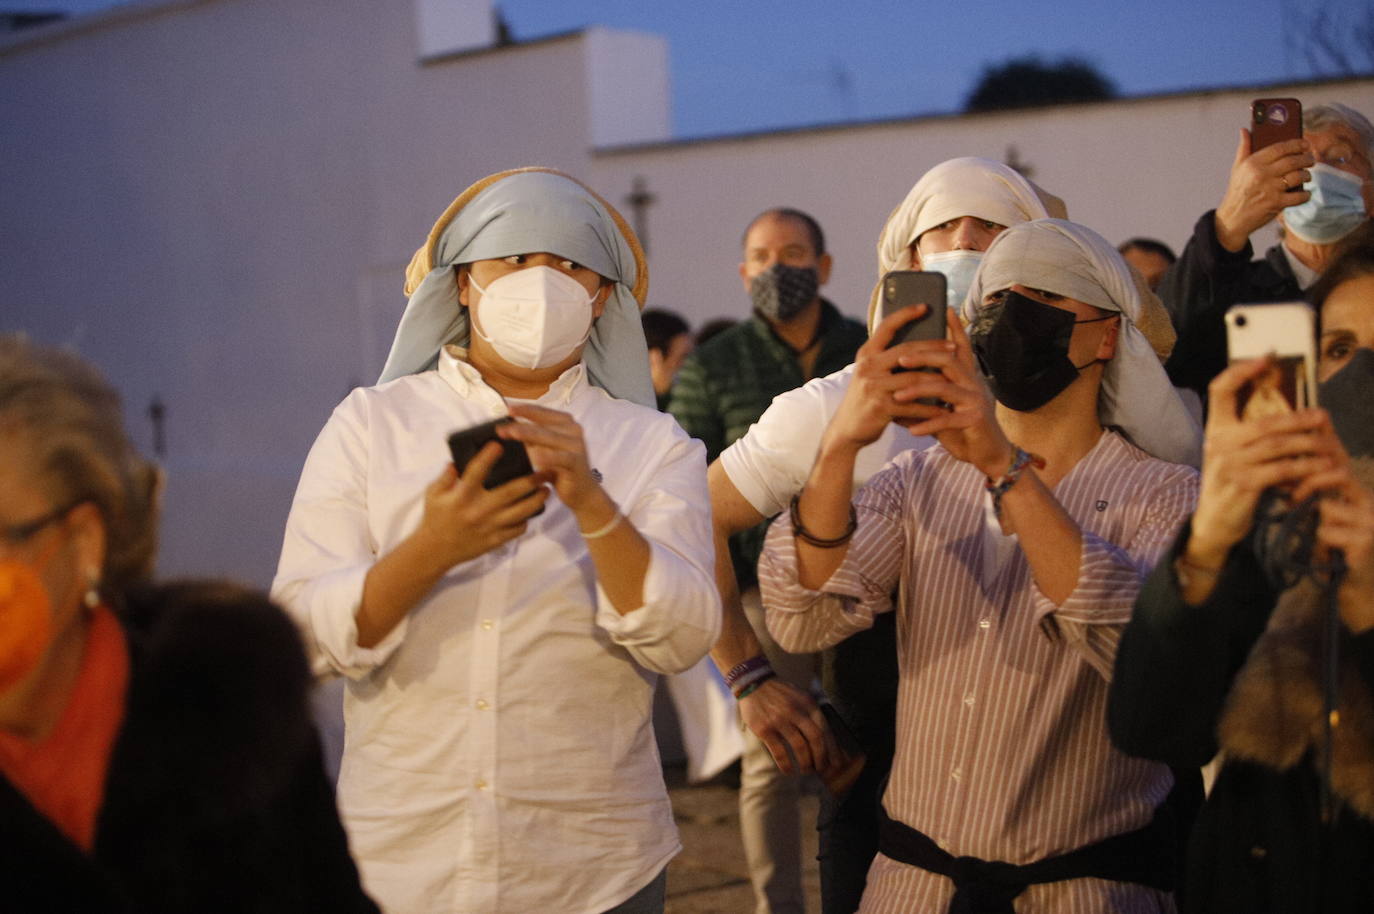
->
<box><xmin>2</xmin><ymin>0</ymin><xmax>1371</xmax><ymax>585</ymax></box>
<box><xmin>589</xmin><ymin>79</ymin><xmax>1374</xmax><ymax>327</ymax></box>
<box><xmin>0</xmin><ymin>1</ymin><xmax>663</xmax><ymax>585</ymax></box>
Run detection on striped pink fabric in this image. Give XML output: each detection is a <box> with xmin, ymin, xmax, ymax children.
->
<box><xmin>760</xmin><ymin>430</ymin><xmax>1198</xmax><ymax>913</ymax></box>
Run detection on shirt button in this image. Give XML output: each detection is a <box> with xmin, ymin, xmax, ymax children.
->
<box><xmin>481</xmin><ymin>619</ymin><xmax>494</xmax><ymax>630</ymax></box>
<box><xmin>475</xmin><ymin>779</ymin><xmax>488</xmax><ymax>790</ymax></box>
<box><xmin>978</xmin><ymin>618</ymin><xmax>991</xmax><ymax>630</ymax></box>
<box><xmin>963</xmin><ymin>694</ymin><xmax>975</xmax><ymax>707</ymax></box>
<box><xmin>475</xmin><ymin>699</ymin><xmax>489</xmax><ymax>710</ymax></box>
<box><xmin>950</xmin><ymin>767</ymin><xmax>962</xmax><ymax>781</ymax></box>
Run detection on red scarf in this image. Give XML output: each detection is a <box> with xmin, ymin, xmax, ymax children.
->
<box><xmin>0</xmin><ymin>606</ymin><xmax>129</xmax><ymax>851</ymax></box>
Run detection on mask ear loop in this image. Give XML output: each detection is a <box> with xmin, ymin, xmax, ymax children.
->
<box><xmin>1070</xmin><ymin>312</ymin><xmax>1118</xmax><ymax>371</ymax></box>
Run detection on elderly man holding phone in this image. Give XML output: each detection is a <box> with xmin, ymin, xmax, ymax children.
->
<box><xmin>1162</xmin><ymin>101</ymin><xmax>1374</xmax><ymax>400</ymax></box>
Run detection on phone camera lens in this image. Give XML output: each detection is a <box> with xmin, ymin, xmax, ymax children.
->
<box><xmin>1253</xmin><ymin>103</ymin><xmax>1266</xmax><ymax>121</ymax></box>
<box><xmin>1234</xmin><ymin>314</ymin><xmax>1248</xmax><ymax>328</ymax></box>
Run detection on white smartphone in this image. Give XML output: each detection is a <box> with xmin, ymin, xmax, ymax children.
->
<box><xmin>1224</xmin><ymin>302</ymin><xmax>1317</xmax><ymax>420</ymax></box>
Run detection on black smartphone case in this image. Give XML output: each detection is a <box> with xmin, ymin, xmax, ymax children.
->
<box><xmin>447</xmin><ymin>417</ymin><xmax>535</xmax><ymax>489</ymax></box>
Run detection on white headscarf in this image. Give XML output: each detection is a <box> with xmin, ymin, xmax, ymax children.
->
<box><xmin>966</xmin><ymin>218</ymin><xmax>1202</xmax><ymax>468</ymax></box>
<box><xmin>378</xmin><ymin>168</ymin><xmax>655</xmax><ymax>407</ymax></box>
<box><xmin>868</xmin><ymin>157</ymin><xmax>1066</xmax><ymax>329</ymax></box>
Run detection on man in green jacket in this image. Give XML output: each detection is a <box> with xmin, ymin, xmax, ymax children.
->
<box><xmin>668</xmin><ymin>207</ymin><xmax>865</xmax><ymax>914</ymax></box>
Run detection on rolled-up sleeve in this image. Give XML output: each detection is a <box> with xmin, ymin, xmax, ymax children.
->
<box><xmin>1031</xmin><ymin>466</ymin><xmax>1199</xmax><ymax>680</ymax></box>
<box><xmin>760</xmin><ymin>459</ymin><xmax>909</xmax><ymax>653</ymax></box>
<box><xmin>271</xmin><ymin>395</ymin><xmax>407</xmax><ymax>680</ymax></box>
<box><xmin>594</xmin><ymin>431</ymin><xmax>721</xmax><ymax>675</ymax></box>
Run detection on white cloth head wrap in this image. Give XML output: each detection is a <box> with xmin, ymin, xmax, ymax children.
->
<box><xmin>868</xmin><ymin>157</ymin><xmax>1066</xmax><ymax>328</ymax></box>
<box><xmin>378</xmin><ymin>167</ymin><xmax>654</xmax><ymax>407</ymax></box>
<box><xmin>965</xmin><ymin>218</ymin><xmax>1202</xmax><ymax>467</ymax></box>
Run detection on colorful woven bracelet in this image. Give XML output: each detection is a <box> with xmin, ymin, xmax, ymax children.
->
<box><xmin>734</xmin><ymin>671</ymin><xmax>776</xmax><ymax>701</ymax></box>
<box><xmin>724</xmin><ymin>655</ymin><xmax>772</xmax><ymax>690</ymax></box>
<box><xmin>729</xmin><ymin>665</ymin><xmax>775</xmax><ymax>697</ymax></box>
<box><xmin>984</xmin><ymin>447</ymin><xmax>1045</xmax><ymax>517</ymax></box>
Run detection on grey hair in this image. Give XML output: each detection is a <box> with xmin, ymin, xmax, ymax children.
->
<box><xmin>0</xmin><ymin>334</ymin><xmax>160</xmax><ymax>598</ymax></box>
<box><xmin>1305</xmin><ymin>103</ymin><xmax>1374</xmax><ymax>164</ymax></box>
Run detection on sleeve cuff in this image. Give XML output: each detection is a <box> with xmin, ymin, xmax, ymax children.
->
<box><xmin>593</xmin><ymin>539</ymin><xmax>718</xmax><ymax>674</ymax></box>
<box><xmin>304</xmin><ymin>565</ymin><xmax>408</xmax><ymax>678</ymax></box>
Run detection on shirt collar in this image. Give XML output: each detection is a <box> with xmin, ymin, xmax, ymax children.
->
<box><xmin>1280</xmin><ymin>243</ymin><xmax>1319</xmax><ymax>290</ymax></box>
<box><xmin>438</xmin><ymin>345</ymin><xmax>589</xmax><ymax>408</ymax></box>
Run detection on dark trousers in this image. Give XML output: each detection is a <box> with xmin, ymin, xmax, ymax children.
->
<box><xmin>817</xmin><ymin>612</ymin><xmax>899</xmax><ymax>914</ymax></box>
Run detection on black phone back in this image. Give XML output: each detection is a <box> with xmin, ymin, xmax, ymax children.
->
<box><xmin>447</xmin><ymin>417</ymin><xmax>535</xmax><ymax>489</ymax></box>
<box><xmin>880</xmin><ymin>271</ymin><xmax>947</xmax><ymax>348</ymax></box>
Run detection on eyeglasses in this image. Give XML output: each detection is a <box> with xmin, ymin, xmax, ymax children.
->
<box><xmin>1</xmin><ymin>502</ymin><xmax>82</xmax><ymax>547</ymax></box>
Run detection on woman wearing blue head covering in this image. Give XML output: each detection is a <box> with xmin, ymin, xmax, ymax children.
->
<box><xmin>272</xmin><ymin>168</ymin><xmax>721</xmax><ymax>914</ymax></box>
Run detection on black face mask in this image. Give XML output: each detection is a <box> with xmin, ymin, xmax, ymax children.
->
<box><xmin>1319</xmin><ymin>346</ymin><xmax>1374</xmax><ymax>459</ymax></box>
<box><xmin>971</xmin><ymin>290</ymin><xmax>1097</xmax><ymax>412</ymax></box>
<box><xmin>749</xmin><ymin>263</ymin><xmax>819</xmax><ymax>323</ymax></box>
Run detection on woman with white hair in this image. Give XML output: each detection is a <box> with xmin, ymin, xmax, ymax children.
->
<box><xmin>272</xmin><ymin>168</ymin><xmax>720</xmax><ymax>914</ymax></box>
<box><xmin>759</xmin><ymin>218</ymin><xmax>1201</xmax><ymax>912</ymax></box>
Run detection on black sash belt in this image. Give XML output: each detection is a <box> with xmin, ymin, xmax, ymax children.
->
<box><xmin>876</xmin><ymin>800</ymin><xmax>1176</xmax><ymax>914</ymax></box>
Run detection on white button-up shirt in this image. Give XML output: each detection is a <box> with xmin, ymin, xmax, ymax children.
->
<box><xmin>272</xmin><ymin>349</ymin><xmax>720</xmax><ymax>914</ymax></box>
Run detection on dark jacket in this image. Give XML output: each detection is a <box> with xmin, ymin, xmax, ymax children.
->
<box><xmin>1109</xmin><ymin>525</ymin><xmax>1374</xmax><ymax>914</ymax></box>
<box><xmin>1159</xmin><ymin>209</ymin><xmax>1302</xmax><ymax>399</ymax></box>
<box><xmin>0</xmin><ymin>581</ymin><xmax>378</xmax><ymax>914</ymax></box>
<box><xmin>667</xmin><ymin>298</ymin><xmax>865</xmax><ymax>588</ymax></box>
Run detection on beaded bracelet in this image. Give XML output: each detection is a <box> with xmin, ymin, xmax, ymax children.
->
<box><xmin>734</xmin><ymin>671</ymin><xmax>776</xmax><ymax>701</ymax></box>
<box><xmin>984</xmin><ymin>447</ymin><xmax>1045</xmax><ymax>518</ymax></box>
<box><xmin>724</xmin><ymin>654</ymin><xmax>772</xmax><ymax>690</ymax></box>
<box><xmin>789</xmin><ymin>494</ymin><xmax>858</xmax><ymax>548</ymax></box>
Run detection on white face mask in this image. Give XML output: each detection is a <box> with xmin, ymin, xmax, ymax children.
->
<box><xmin>469</xmin><ymin>265</ymin><xmax>597</xmax><ymax>370</ymax></box>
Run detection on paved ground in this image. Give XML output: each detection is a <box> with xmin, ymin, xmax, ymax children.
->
<box><xmin>663</xmin><ymin>764</ymin><xmax>821</xmax><ymax>914</ymax></box>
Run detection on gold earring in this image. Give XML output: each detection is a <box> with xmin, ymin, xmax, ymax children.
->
<box><xmin>84</xmin><ymin>574</ymin><xmax>101</xmax><ymax>610</ymax></box>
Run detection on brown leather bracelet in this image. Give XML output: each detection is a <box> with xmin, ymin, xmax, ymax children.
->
<box><xmin>789</xmin><ymin>494</ymin><xmax>857</xmax><ymax>548</ymax></box>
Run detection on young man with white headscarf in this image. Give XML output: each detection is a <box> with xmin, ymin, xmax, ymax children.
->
<box><xmin>706</xmin><ymin>158</ymin><xmax>1063</xmax><ymax>913</ymax></box>
<box><xmin>758</xmin><ymin>219</ymin><xmax>1202</xmax><ymax>913</ymax></box>
<box><xmin>272</xmin><ymin>168</ymin><xmax>720</xmax><ymax>914</ymax></box>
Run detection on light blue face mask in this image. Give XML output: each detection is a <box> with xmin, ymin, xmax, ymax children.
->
<box><xmin>919</xmin><ymin>249</ymin><xmax>983</xmax><ymax>312</ymax></box>
<box><xmin>1284</xmin><ymin>163</ymin><xmax>1368</xmax><ymax>244</ymax></box>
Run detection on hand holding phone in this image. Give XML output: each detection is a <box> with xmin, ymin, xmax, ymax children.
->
<box><xmin>447</xmin><ymin>417</ymin><xmax>545</xmax><ymax>515</ymax></box>
<box><xmin>1216</xmin><ymin>101</ymin><xmax>1312</xmax><ymax>251</ymax></box>
<box><xmin>1251</xmin><ymin>98</ymin><xmax>1302</xmax><ymax>153</ymax></box>
<box><xmin>880</xmin><ymin>271</ymin><xmax>948</xmax><ymax>408</ymax></box>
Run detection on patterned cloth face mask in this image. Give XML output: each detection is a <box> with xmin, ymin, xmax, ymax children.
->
<box><xmin>749</xmin><ymin>264</ymin><xmax>819</xmax><ymax>322</ymax></box>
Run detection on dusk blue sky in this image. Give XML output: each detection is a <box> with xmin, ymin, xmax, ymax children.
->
<box><xmin>7</xmin><ymin>0</ymin><xmax>1362</xmax><ymax>137</ymax></box>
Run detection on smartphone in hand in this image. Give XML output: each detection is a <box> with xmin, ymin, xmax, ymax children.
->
<box><xmin>880</xmin><ymin>270</ymin><xmax>948</xmax><ymax>406</ymax></box>
<box><xmin>880</xmin><ymin>271</ymin><xmax>948</xmax><ymax>359</ymax></box>
<box><xmin>1225</xmin><ymin>302</ymin><xmax>1317</xmax><ymax>421</ymax></box>
<box><xmin>447</xmin><ymin>418</ymin><xmax>544</xmax><ymax>514</ymax></box>
<box><xmin>1251</xmin><ymin>97</ymin><xmax>1302</xmax><ymax>152</ymax></box>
